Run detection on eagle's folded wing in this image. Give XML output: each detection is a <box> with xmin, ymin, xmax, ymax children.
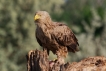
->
<box><xmin>36</xmin><ymin>28</ymin><xmax>42</xmax><ymax>46</ymax></box>
<box><xmin>52</xmin><ymin>23</ymin><xmax>79</xmax><ymax>52</ymax></box>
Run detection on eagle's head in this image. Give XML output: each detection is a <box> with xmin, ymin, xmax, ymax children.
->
<box><xmin>34</xmin><ymin>11</ymin><xmax>51</xmax><ymax>24</ymax></box>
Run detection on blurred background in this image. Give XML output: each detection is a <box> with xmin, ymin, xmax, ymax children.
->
<box><xmin>0</xmin><ymin>0</ymin><xmax>106</xmax><ymax>71</ymax></box>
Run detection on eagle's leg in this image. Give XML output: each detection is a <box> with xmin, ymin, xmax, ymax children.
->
<box><xmin>56</xmin><ymin>51</ymin><xmax>65</xmax><ymax>64</ymax></box>
<box><xmin>43</xmin><ymin>47</ymin><xmax>49</xmax><ymax>55</ymax></box>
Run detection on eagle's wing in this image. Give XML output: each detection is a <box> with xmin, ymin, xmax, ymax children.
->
<box><xmin>36</xmin><ymin>35</ymin><xmax>42</xmax><ymax>46</ymax></box>
<box><xmin>35</xmin><ymin>28</ymin><xmax>42</xmax><ymax>46</ymax></box>
<box><xmin>52</xmin><ymin>23</ymin><xmax>79</xmax><ymax>53</ymax></box>
<box><xmin>36</xmin><ymin>28</ymin><xmax>50</xmax><ymax>55</ymax></box>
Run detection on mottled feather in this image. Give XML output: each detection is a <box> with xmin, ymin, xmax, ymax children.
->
<box><xmin>51</xmin><ymin>22</ymin><xmax>79</xmax><ymax>53</ymax></box>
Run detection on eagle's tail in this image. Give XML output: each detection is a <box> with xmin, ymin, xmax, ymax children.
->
<box><xmin>67</xmin><ymin>43</ymin><xmax>79</xmax><ymax>53</ymax></box>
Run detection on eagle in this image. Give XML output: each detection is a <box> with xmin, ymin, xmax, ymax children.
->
<box><xmin>34</xmin><ymin>11</ymin><xmax>79</xmax><ymax>59</ymax></box>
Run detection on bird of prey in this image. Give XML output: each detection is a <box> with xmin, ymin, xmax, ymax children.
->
<box><xmin>34</xmin><ymin>11</ymin><xmax>79</xmax><ymax>59</ymax></box>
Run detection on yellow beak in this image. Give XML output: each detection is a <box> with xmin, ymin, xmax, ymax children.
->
<box><xmin>34</xmin><ymin>14</ymin><xmax>40</xmax><ymax>20</ymax></box>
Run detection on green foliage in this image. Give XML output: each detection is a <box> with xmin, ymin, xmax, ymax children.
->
<box><xmin>0</xmin><ymin>0</ymin><xmax>106</xmax><ymax>71</ymax></box>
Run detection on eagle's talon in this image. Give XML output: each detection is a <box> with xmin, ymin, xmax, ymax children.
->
<box><xmin>57</xmin><ymin>57</ymin><xmax>65</xmax><ymax>64</ymax></box>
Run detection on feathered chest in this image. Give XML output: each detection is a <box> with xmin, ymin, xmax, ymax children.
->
<box><xmin>36</xmin><ymin>27</ymin><xmax>52</xmax><ymax>44</ymax></box>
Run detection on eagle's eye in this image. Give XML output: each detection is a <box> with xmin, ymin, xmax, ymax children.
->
<box><xmin>39</xmin><ymin>14</ymin><xmax>41</xmax><ymax>16</ymax></box>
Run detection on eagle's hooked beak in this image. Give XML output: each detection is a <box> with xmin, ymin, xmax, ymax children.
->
<box><xmin>34</xmin><ymin>14</ymin><xmax>40</xmax><ymax>21</ymax></box>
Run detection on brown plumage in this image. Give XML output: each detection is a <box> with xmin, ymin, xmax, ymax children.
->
<box><xmin>34</xmin><ymin>11</ymin><xmax>79</xmax><ymax>58</ymax></box>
